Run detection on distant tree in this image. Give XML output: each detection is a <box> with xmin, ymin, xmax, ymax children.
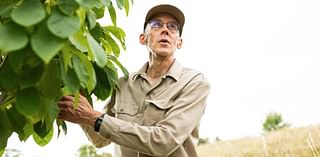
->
<box><xmin>4</xmin><ymin>149</ymin><xmax>22</xmax><ymax>157</ymax></box>
<box><xmin>263</xmin><ymin>112</ymin><xmax>290</xmax><ymax>132</ymax></box>
<box><xmin>77</xmin><ymin>144</ymin><xmax>112</xmax><ymax>157</ymax></box>
<box><xmin>198</xmin><ymin>137</ymin><xmax>210</xmax><ymax>145</ymax></box>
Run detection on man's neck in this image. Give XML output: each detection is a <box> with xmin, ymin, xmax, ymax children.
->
<box><xmin>147</xmin><ymin>57</ymin><xmax>175</xmax><ymax>79</ymax></box>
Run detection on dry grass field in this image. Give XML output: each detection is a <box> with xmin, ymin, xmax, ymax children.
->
<box><xmin>197</xmin><ymin>124</ymin><xmax>320</xmax><ymax>157</ymax></box>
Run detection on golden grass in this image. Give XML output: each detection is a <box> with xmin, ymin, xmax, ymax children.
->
<box><xmin>197</xmin><ymin>125</ymin><xmax>320</xmax><ymax>157</ymax></box>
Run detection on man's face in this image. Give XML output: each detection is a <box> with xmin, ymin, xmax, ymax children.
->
<box><xmin>140</xmin><ymin>14</ymin><xmax>183</xmax><ymax>58</ymax></box>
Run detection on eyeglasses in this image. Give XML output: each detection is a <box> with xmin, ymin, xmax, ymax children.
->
<box><xmin>148</xmin><ymin>20</ymin><xmax>180</xmax><ymax>32</ymax></box>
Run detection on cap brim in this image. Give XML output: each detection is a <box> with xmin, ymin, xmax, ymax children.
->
<box><xmin>144</xmin><ymin>4</ymin><xmax>185</xmax><ymax>35</ymax></box>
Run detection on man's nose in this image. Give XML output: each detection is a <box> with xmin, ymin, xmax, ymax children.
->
<box><xmin>160</xmin><ymin>24</ymin><xmax>169</xmax><ymax>35</ymax></box>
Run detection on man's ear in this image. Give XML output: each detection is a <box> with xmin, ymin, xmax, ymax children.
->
<box><xmin>139</xmin><ymin>33</ymin><xmax>147</xmax><ymax>45</ymax></box>
<box><xmin>177</xmin><ymin>37</ymin><xmax>183</xmax><ymax>49</ymax></box>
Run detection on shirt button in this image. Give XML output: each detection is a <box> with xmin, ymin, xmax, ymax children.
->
<box><xmin>119</xmin><ymin>108</ymin><xmax>124</xmax><ymax>112</ymax></box>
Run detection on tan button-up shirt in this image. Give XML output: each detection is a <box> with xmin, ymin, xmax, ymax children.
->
<box><xmin>82</xmin><ymin>61</ymin><xmax>210</xmax><ymax>157</ymax></box>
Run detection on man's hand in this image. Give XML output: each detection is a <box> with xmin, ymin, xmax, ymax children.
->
<box><xmin>58</xmin><ymin>95</ymin><xmax>102</xmax><ymax>126</ymax></box>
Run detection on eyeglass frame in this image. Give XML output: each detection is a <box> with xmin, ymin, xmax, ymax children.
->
<box><xmin>147</xmin><ymin>19</ymin><xmax>181</xmax><ymax>33</ymax></box>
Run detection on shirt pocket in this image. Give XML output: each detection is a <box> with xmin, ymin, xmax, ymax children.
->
<box><xmin>143</xmin><ymin>100</ymin><xmax>173</xmax><ymax>126</ymax></box>
<box><xmin>113</xmin><ymin>103</ymin><xmax>139</xmax><ymax>123</ymax></box>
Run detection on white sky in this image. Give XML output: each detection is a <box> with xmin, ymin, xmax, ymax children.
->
<box><xmin>6</xmin><ymin>0</ymin><xmax>320</xmax><ymax>156</ymax></box>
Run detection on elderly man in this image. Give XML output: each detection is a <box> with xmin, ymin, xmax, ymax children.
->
<box><xmin>58</xmin><ymin>4</ymin><xmax>210</xmax><ymax>157</ymax></box>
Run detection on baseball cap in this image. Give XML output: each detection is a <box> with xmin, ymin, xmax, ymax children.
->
<box><xmin>143</xmin><ymin>4</ymin><xmax>185</xmax><ymax>36</ymax></box>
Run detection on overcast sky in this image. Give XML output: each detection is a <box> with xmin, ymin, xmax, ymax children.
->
<box><xmin>7</xmin><ymin>0</ymin><xmax>320</xmax><ymax>156</ymax></box>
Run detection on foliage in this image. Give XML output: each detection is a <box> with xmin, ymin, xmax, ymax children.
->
<box><xmin>77</xmin><ymin>144</ymin><xmax>112</xmax><ymax>157</ymax></box>
<box><xmin>0</xmin><ymin>0</ymin><xmax>132</xmax><ymax>155</ymax></box>
<box><xmin>263</xmin><ymin>112</ymin><xmax>290</xmax><ymax>132</ymax></box>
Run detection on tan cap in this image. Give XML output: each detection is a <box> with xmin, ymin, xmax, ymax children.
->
<box><xmin>144</xmin><ymin>4</ymin><xmax>185</xmax><ymax>36</ymax></box>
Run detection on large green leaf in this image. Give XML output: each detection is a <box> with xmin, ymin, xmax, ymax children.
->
<box><xmin>57</xmin><ymin>0</ymin><xmax>79</xmax><ymax>16</ymax></box>
<box><xmin>39</xmin><ymin>59</ymin><xmax>61</xmax><ymax>99</ymax></box>
<box><xmin>47</xmin><ymin>9</ymin><xmax>81</xmax><ymax>38</ymax></box>
<box><xmin>31</xmin><ymin>24</ymin><xmax>66</xmax><ymax>64</ymax></box>
<box><xmin>0</xmin><ymin>22</ymin><xmax>28</xmax><ymax>53</ymax></box>
<box><xmin>33</xmin><ymin>124</ymin><xmax>53</xmax><ymax>146</ymax></box>
<box><xmin>11</xmin><ymin>0</ymin><xmax>46</xmax><ymax>27</ymax></box>
<box><xmin>72</xmin><ymin>55</ymin><xmax>89</xmax><ymax>88</ymax></box>
<box><xmin>85</xmin><ymin>32</ymin><xmax>107</xmax><ymax>67</ymax></box>
<box><xmin>15</xmin><ymin>87</ymin><xmax>41</xmax><ymax>118</ymax></box>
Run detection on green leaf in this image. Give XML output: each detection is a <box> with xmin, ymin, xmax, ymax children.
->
<box><xmin>31</xmin><ymin>24</ymin><xmax>66</xmax><ymax>64</ymax></box>
<box><xmin>100</xmin><ymin>0</ymin><xmax>111</xmax><ymax>7</ymax></box>
<box><xmin>104</xmin><ymin>25</ymin><xmax>126</xmax><ymax>51</ymax></box>
<box><xmin>0</xmin><ymin>109</ymin><xmax>13</xmax><ymax>150</ymax></box>
<box><xmin>90</xmin><ymin>23</ymin><xmax>103</xmax><ymax>41</ymax></box>
<box><xmin>0</xmin><ymin>149</ymin><xmax>4</xmax><ymax>156</ymax></box>
<box><xmin>116</xmin><ymin>0</ymin><xmax>124</xmax><ymax>9</ymax></box>
<box><xmin>39</xmin><ymin>59</ymin><xmax>62</xmax><ymax>99</ymax></box>
<box><xmin>20</xmin><ymin>123</ymin><xmax>33</xmax><ymax>141</ymax></box>
<box><xmin>93</xmin><ymin>64</ymin><xmax>112</xmax><ymax>100</ymax></box>
<box><xmin>47</xmin><ymin>9</ymin><xmax>81</xmax><ymax>38</ymax></box>
<box><xmin>57</xmin><ymin>0</ymin><xmax>79</xmax><ymax>16</ymax></box>
<box><xmin>107</xmin><ymin>2</ymin><xmax>117</xmax><ymax>26</ymax></box>
<box><xmin>7</xmin><ymin>49</ymin><xmax>45</xmax><ymax>88</ymax></box>
<box><xmin>61</xmin><ymin>45</ymin><xmax>74</xmax><ymax>71</ymax></box>
<box><xmin>7</xmin><ymin>105</ymin><xmax>27</xmax><ymax>141</ymax></box>
<box><xmin>0</xmin><ymin>60</ymin><xmax>19</xmax><ymax>90</ymax></box>
<box><xmin>56</xmin><ymin>119</ymin><xmax>67</xmax><ymax>137</ymax></box>
<box><xmin>0</xmin><ymin>0</ymin><xmax>19</xmax><ymax>16</ymax></box>
<box><xmin>109</xmin><ymin>55</ymin><xmax>128</xmax><ymax>78</ymax></box>
<box><xmin>123</xmin><ymin>0</ymin><xmax>130</xmax><ymax>16</ymax></box>
<box><xmin>85</xmin><ymin>32</ymin><xmax>107</xmax><ymax>67</ymax></box>
<box><xmin>60</xmin><ymin>59</ymin><xmax>80</xmax><ymax>94</ymax></box>
<box><xmin>77</xmin><ymin>52</ymin><xmax>96</xmax><ymax>93</ymax></box>
<box><xmin>18</xmin><ymin>63</ymin><xmax>44</xmax><ymax>88</ymax></box>
<box><xmin>104</xmin><ymin>33</ymin><xmax>120</xmax><ymax>57</ymax></box>
<box><xmin>33</xmin><ymin>121</ymin><xmax>50</xmax><ymax>138</ymax></box>
<box><xmin>75</xmin><ymin>0</ymin><xmax>99</xmax><ymax>9</ymax></box>
<box><xmin>72</xmin><ymin>55</ymin><xmax>89</xmax><ymax>88</ymax></box>
<box><xmin>33</xmin><ymin>124</ymin><xmax>53</xmax><ymax>146</ymax></box>
<box><xmin>11</xmin><ymin>0</ymin><xmax>46</xmax><ymax>27</ymax></box>
<box><xmin>69</xmin><ymin>28</ymin><xmax>88</xmax><ymax>52</ymax></box>
<box><xmin>0</xmin><ymin>22</ymin><xmax>28</xmax><ymax>53</ymax></box>
<box><xmin>15</xmin><ymin>87</ymin><xmax>41</xmax><ymax>118</ymax></box>
<box><xmin>93</xmin><ymin>7</ymin><xmax>105</xmax><ymax>19</ymax></box>
<box><xmin>86</xmin><ymin>10</ymin><xmax>96</xmax><ymax>29</ymax></box>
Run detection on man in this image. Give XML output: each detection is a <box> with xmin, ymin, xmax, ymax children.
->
<box><xmin>58</xmin><ymin>4</ymin><xmax>210</xmax><ymax>157</ymax></box>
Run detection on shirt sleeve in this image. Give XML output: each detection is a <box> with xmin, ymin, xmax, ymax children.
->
<box><xmin>98</xmin><ymin>74</ymin><xmax>210</xmax><ymax>156</ymax></box>
<box><xmin>80</xmin><ymin>96</ymin><xmax>115</xmax><ymax>148</ymax></box>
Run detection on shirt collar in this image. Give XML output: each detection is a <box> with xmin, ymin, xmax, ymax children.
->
<box><xmin>132</xmin><ymin>60</ymin><xmax>183</xmax><ymax>81</ymax></box>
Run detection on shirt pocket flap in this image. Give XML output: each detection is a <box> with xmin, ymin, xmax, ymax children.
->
<box><xmin>114</xmin><ymin>103</ymin><xmax>139</xmax><ymax>116</ymax></box>
<box><xmin>145</xmin><ymin>100</ymin><xmax>173</xmax><ymax>110</ymax></box>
